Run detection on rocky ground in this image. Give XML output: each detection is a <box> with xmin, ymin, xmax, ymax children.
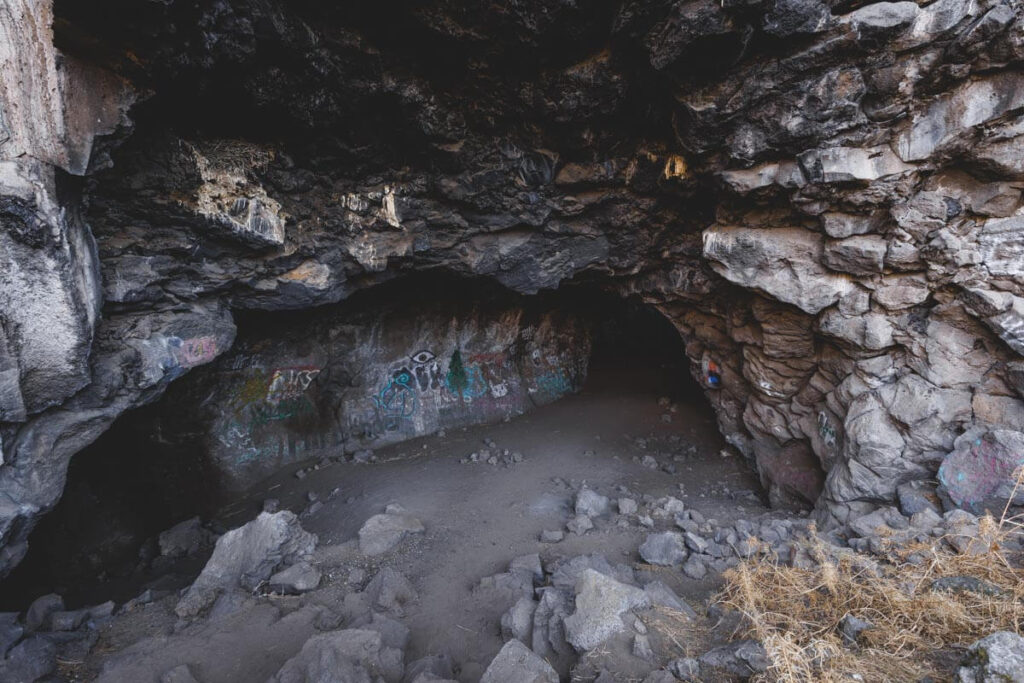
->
<box><xmin>0</xmin><ymin>367</ymin><xmax>786</xmax><ymax>681</ymax></box>
<box><xmin>1</xmin><ymin>367</ymin><xmax>1022</xmax><ymax>681</ymax></box>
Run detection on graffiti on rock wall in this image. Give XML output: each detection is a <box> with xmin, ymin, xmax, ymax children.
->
<box><xmin>373</xmin><ymin>368</ymin><xmax>418</xmax><ymax>430</ymax></box>
<box><xmin>220</xmin><ymin>362</ymin><xmax>323</xmax><ymax>466</ymax></box>
<box><xmin>409</xmin><ymin>350</ymin><xmax>442</xmax><ymax>391</ymax></box>
<box><xmin>266</xmin><ymin>366</ymin><xmax>320</xmax><ymax>404</ymax></box>
<box><xmin>817</xmin><ymin>411</ymin><xmax>837</xmax><ymax>450</ymax></box>
<box><xmin>162</xmin><ymin>336</ymin><xmax>219</xmax><ymax>377</ymax></box>
<box><xmin>938</xmin><ymin>436</ymin><xmax>1024</xmax><ymax>510</ymax></box>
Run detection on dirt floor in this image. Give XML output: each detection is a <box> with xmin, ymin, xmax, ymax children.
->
<box><xmin>74</xmin><ymin>363</ymin><xmax>775</xmax><ymax>681</ymax></box>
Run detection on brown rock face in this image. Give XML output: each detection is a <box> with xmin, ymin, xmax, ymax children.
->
<box><xmin>1</xmin><ymin>0</ymin><xmax>1024</xmax><ymax>574</ymax></box>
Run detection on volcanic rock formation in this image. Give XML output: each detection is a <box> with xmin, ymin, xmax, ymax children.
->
<box><xmin>2</xmin><ymin>0</ymin><xmax>1024</xmax><ymax>576</ymax></box>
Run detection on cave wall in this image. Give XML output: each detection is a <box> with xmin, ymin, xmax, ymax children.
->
<box><xmin>156</xmin><ymin>285</ymin><xmax>590</xmax><ymax>492</ymax></box>
<box><xmin>0</xmin><ymin>0</ymin><xmax>1023</xmax><ymax>576</ymax></box>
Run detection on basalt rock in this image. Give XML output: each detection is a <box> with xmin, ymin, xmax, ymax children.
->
<box><xmin>0</xmin><ymin>0</ymin><xmax>1023</xmax><ymax>576</ymax></box>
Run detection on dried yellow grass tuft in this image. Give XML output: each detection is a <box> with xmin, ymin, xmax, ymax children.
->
<box><xmin>716</xmin><ymin>469</ymin><xmax>1024</xmax><ymax>682</ymax></box>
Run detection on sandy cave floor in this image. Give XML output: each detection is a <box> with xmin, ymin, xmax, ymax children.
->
<box><xmin>75</xmin><ymin>365</ymin><xmax>786</xmax><ymax>681</ymax></box>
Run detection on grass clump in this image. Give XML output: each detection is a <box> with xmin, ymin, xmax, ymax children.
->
<box><xmin>716</xmin><ymin>473</ymin><xmax>1024</xmax><ymax>681</ymax></box>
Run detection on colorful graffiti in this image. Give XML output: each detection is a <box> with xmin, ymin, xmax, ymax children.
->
<box><xmin>373</xmin><ymin>369</ymin><xmax>419</xmax><ymax>430</ymax></box>
<box><xmin>409</xmin><ymin>350</ymin><xmax>442</xmax><ymax>391</ymax></box>
<box><xmin>938</xmin><ymin>437</ymin><xmax>1024</xmax><ymax>510</ymax></box>
<box><xmin>534</xmin><ymin>369</ymin><xmax>572</xmax><ymax>396</ymax></box>
<box><xmin>266</xmin><ymin>366</ymin><xmax>320</xmax><ymax>404</ymax></box>
<box><xmin>817</xmin><ymin>411</ymin><xmax>837</xmax><ymax>449</ymax></box>
<box><xmin>170</xmin><ymin>335</ymin><xmax>218</xmax><ymax>368</ymax></box>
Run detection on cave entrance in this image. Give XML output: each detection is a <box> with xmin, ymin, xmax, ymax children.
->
<box><xmin>0</xmin><ymin>274</ymin><xmax>764</xmax><ymax>611</ymax></box>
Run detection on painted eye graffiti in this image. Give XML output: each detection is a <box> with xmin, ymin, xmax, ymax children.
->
<box><xmin>410</xmin><ymin>350</ymin><xmax>436</xmax><ymax>365</ymax></box>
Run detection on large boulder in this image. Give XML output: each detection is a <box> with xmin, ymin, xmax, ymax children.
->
<box><xmin>563</xmin><ymin>569</ymin><xmax>651</xmax><ymax>651</ymax></box>
<box><xmin>176</xmin><ymin>512</ymin><xmax>317</xmax><ymax>617</ymax></box>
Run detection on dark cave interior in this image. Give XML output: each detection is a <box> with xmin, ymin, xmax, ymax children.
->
<box><xmin>0</xmin><ymin>274</ymin><xmax>720</xmax><ymax>610</ymax></box>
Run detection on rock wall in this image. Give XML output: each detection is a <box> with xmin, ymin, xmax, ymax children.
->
<box><xmin>1</xmin><ymin>0</ymin><xmax>1024</xmax><ymax>575</ymax></box>
<box><xmin>154</xmin><ymin>286</ymin><xmax>590</xmax><ymax>492</ymax></box>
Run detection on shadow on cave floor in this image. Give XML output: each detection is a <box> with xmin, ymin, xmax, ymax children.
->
<box><xmin>0</xmin><ymin>292</ymin><xmax>771</xmax><ymax>656</ymax></box>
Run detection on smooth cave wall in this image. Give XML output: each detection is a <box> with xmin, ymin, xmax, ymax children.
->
<box><xmin>0</xmin><ymin>273</ymin><xmax>712</xmax><ymax>608</ymax></box>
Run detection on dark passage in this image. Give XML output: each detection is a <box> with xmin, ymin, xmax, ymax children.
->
<box><xmin>0</xmin><ymin>275</ymin><xmax>722</xmax><ymax>610</ymax></box>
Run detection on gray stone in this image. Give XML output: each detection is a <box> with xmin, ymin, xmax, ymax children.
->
<box><xmin>955</xmin><ymin>631</ymin><xmax>1024</xmax><ymax>683</ymax></box>
<box><xmin>563</xmin><ymin>569</ymin><xmax>650</xmax><ymax>651</ymax></box>
<box><xmin>364</xmin><ymin>568</ymin><xmax>418</xmax><ymax>615</ymax></box>
<box><xmin>500</xmin><ymin>596</ymin><xmax>537</xmax><ymax>643</ymax></box>
<box><xmin>0</xmin><ymin>636</ymin><xmax>56</xmax><ymax>683</ymax></box>
<box><xmin>839</xmin><ymin>614</ymin><xmax>874</xmax><ymax>645</ymax></box>
<box><xmin>669</xmin><ymin>657</ymin><xmax>701</xmax><ymax>681</ymax></box>
<box><xmin>158</xmin><ymin>517</ymin><xmax>213</xmax><ymax>559</ymax></box>
<box><xmin>509</xmin><ymin>553</ymin><xmax>543</xmax><ymax>581</ymax></box>
<box><xmin>575</xmin><ymin>487</ymin><xmax>610</xmax><ymax>517</ymax></box>
<box><xmin>25</xmin><ymin>594</ymin><xmax>63</xmax><ymax>632</ymax></box>
<box><xmin>540</xmin><ymin>529</ymin><xmax>564</xmax><ymax>543</ymax></box>
<box><xmin>161</xmin><ymin>664</ymin><xmax>201</xmax><ymax>683</ymax></box>
<box><xmin>358</xmin><ymin>508</ymin><xmax>424</xmax><ymax>556</ymax></box>
<box><xmin>480</xmin><ymin>639</ymin><xmax>558</xmax><ymax>683</ymax></box>
<box><xmin>618</xmin><ymin>498</ymin><xmax>638</xmax><ymax>515</ymax></box>
<box><xmin>643</xmin><ymin>581</ymin><xmax>697</xmax><ymax>618</ymax></box>
<box><xmin>699</xmin><ymin>640</ymin><xmax>770</xmax><ymax>678</ymax></box>
<box><xmin>633</xmin><ymin>634</ymin><xmax>654</xmax><ymax>659</ymax></box>
<box><xmin>268</xmin><ymin>628</ymin><xmax>399</xmax><ymax>683</ymax></box>
<box><xmin>0</xmin><ymin>612</ymin><xmax>23</xmax><ymax>657</ymax></box>
<box><xmin>703</xmin><ymin>226</ymin><xmax>855</xmax><ymax>315</ymax></box>
<box><xmin>639</xmin><ymin>532</ymin><xmax>687</xmax><ymax>566</ymax></box>
<box><xmin>403</xmin><ymin>653</ymin><xmax>454</xmax><ymax>683</ymax></box>
<box><xmin>268</xmin><ymin>561</ymin><xmax>322</xmax><ymax>594</ymax></box>
<box><xmin>567</xmin><ymin>514</ymin><xmax>594</xmax><ymax>535</ymax></box>
<box><xmin>176</xmin><ymin>512</ymin><xmax>317</xmax><ymax>617</ymax></box>
<box><xmin>682</xmin><ymin>555</ymin><xmax>708</xmax><ymax>580</ymax></box>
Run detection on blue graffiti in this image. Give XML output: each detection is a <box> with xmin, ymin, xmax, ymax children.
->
<box><xmin>444</xmin><ymin>364</ymin><xmax>488</xmax><ymax>402</ymax></box>
<box><xmin>374</xmin><ymin>370</ymin><xmax>418</xmax><ymax>430</ymax></box>
<box><xmin>535</xmin><ymin>369</ymin><xmax>572</xmax><ymax>396</ymax></box>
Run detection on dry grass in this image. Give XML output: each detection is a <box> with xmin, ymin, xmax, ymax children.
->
<box><xmin>716</xmin><ymin>471</ymin><xmax>1024</xmax><ymax>682</ymax></box>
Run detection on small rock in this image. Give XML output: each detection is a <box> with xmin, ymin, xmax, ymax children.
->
<box><xmin>618</xmin><ymin>498</ymin><xmax>638</xmax><ymax>515</ymax></box>
<box><xmin>567</xmin><ymin>515</ymin><xmax>594</xmax><ymax>535</ymax></box>
<box><xmin>500</xmin><ymin>597</ymin><xmax>537</xmax><ymax>644</ymax></box>
<box><xmin>480</xmin><ymin>639</ymin><xmax>558</xmax><ymax>683</ymax></box>
<box><xmin>683</xmin><ymin>555</ymin><xmax>707</xmax><ymax>580</ymax></box>
<box><xmin>576</xmin><ymin>487</ymin><xmax>610</xmax><ymax>517</ymax></box>
<box><xmin>640</xmin><ymin>455</ymin><xmax>659</xmax><ymax>469</ymax></box>
<box><xmin>669</xmin><ymin>657</ymin><xmax>701</xmax><ymax>681</ymax></box>
<box><xmin>639</xmin><ymin>532</ymin><xmax>687</xmax><ymax>566</ymax></box>
<box><xmin>364</xmin><ymin>568</ymin><xmax>418</xmax><ymax>615</ymax></box>
<box><xmin>161</xmin><ymin>664</ymin><xmax>201</xmax><ymax>683</ymax></box>
<box><xmin>839</xmin><ymin>614</ymin><xmax>874</xmax><ymax>646</ymax></box>
<box><xmin>540</xmin><ymin>530</ymin><xmax>564</xmax><ymax>543</ymax></box>
<box><xmin>699</xmin><ymin>640</ymin><xmax>770</xmax><ymax>678</ymax></box>
<box><xmin>158</xmin><ymin>517</ymin><xmax>213</xmax><ymax>559</ymax></box>
<box><xmin>634</xmin><ymin>634</ymin><xmax>655</xmax><ymax>659</ymax></box>
<box><xmin>25</xmin><ymin>594</ymin><xmax>64</xmax><ymax>632</ymax></box>
<box><xmin>509</xmin><ymin>554</ymin><xmax>543</xmax><ymax>581</ymax></box>
<box><xmin>358</xmin><ymin>508</ymin><xmax>425</xmax><ymax>555</ymax></box>
<box><xmin>268</xmin><ymin>561</ymin><xmax>322</xmax><ymax>594</ymax></box>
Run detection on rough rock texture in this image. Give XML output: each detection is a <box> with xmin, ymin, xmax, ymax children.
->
<box><xmin>175</xmin><ymin>511</ymin><xmax>317</xmax><ymax>617</ymax></box>
<box><xmin>146</xmin><ymin>279</ymin><xmax>590</xmax><ymax>491</ymax></box>
<box><xmin>1</xmin><ymin>0</ymin><xmax>1024</xmax><ymax>574</ymax></box>
<box><xmin>955</xmin><ymin>631</ymin><xmax>1024</xmax><ymax>683</ymax></box>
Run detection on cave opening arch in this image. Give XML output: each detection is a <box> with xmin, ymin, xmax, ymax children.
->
<box><xmin>0</xmin><ymin>271</ymin><xmax>757</xmax><ymax>609</ymax></box>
